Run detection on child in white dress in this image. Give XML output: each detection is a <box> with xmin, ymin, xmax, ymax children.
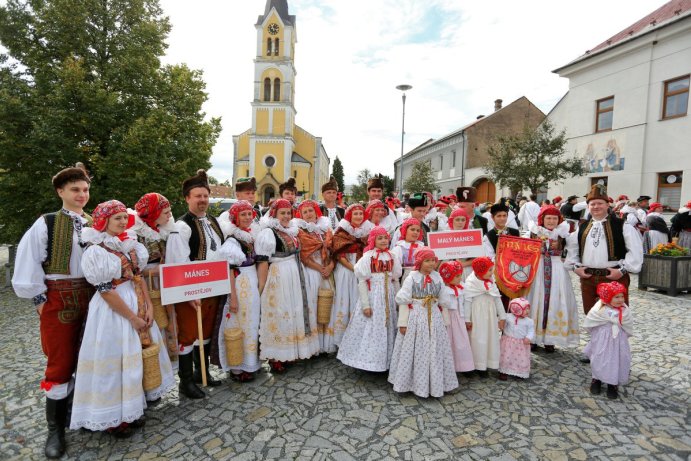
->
<box><xmin>463</xmin><ymin>257</ymin><xmax>507</xmax><ymax>377</ymax></box>
<box><xmin>438</xmin><ymin>261</ymin><xmax>474</xmax><ymax>373</ymax></box>
<box><xmin>498</xmin><ymin>297</ymin><xmax>535</xmax><ymax>380</ymax></box>
<box><xmin>388</xmin><ymin>248</ymin><xmax>458</xmax><ymax>398</ymax></box>
<box><xmin>338</xmin><ymin>226</ymin><xmax>402</xmax><ymax>371</ymax></box>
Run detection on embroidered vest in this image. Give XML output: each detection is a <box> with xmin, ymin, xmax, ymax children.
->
<box><xmin>578</xmin><ymin>216</ymin><xmax>627</xmax><ymax>262</ymax></box>
<box><xmin>487</xmin><ymin>227</ymin><xmax>520</xmax><ymax>250</ymax></box>
<box><xmin>42</xmin><ymin>211</ymin><xmax>93</xmax><ymax>275</ymax></box>
<box><xmin>271</xmin><ymin>228</ymin><xmax>299</xmax><ymax>257</ymax></box>
<box><xmin>100</xmin><ymin>244</ymin><xmax>140</xmax><ymax>285</ymax></box>
<box><xmin>180</xmin><ymin>212</ymin><xmax>225</xmax><ymax>261</ymax></box>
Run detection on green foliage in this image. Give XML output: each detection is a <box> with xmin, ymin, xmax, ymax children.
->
<box><xmin>484</xmin><ymin>120</ymin><xmax>584</xmax><ymax>195</ymax></box>
<box><xmin>649</xmin><ymin>242</ymin><xmax>689</xmax><ymax>257</ymax></box>
<box><xmin>403</xmin><ymin>160</ymin><xmax>438</xmax><ymax>194</ymax></box>
<box><xmin>349</xmin><ymin>169</ymin><xmax>371</xmax><ymax>203</ymax></box>
<box><xmin>331</xmin><ymin>156</ymin><xmax>344</xmax><ymax>192</ymax></box>
<box><xmin>0</xmin><ymin>0</ymin><xmax>221</xmax><ymax>242</ymax></box>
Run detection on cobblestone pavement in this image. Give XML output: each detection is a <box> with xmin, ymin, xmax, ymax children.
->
<box><xmin>0</xmin><ymin>273</ymin><xmax>689</xmax><ymax>461</ymax></box>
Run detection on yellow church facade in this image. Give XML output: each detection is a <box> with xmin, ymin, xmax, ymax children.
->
<box><xmin>233</xmin><ymin>0</ymin><xmax>330</xmax><ymax>205</ymax></box>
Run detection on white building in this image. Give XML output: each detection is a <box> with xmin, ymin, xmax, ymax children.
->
<box><xmin>547</xmin><ymin>1</ymin><xmax>691</xmax><ymax>211</ymax></box>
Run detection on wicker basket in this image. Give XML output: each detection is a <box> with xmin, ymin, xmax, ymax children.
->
<box><xmin>142</xmin><ymin>343</ymin><xmax>162</xmax><ymax>391</ymax></box>
<box><xmin>148</xmin><ymin>274</ymin><xmax>169</xmax><ymax>329</ymax></box>
<box><xmin>224</xmin><ymin>328</ymin><xmax>244</xmax><ymax>367</ymax></box>
<box><xmin>317</xmin><ymin>287</ymin><xmax>334</xmax><ymax>324</ymax></box>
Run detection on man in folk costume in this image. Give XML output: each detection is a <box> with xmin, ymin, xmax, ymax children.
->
<box><xmin>560</xmin><ymin>195</ymin><xmax>584</xmax><ymax>232</ymax></box>
<box><xmin>279</xmin><ymin>177</ymin><xmax>299</xmax><ymax>207</ymax></box>
<box><xmin>565</xmin><ymin>184</ymin><xmax>643</xmax><ymax>361</ymax></box>
<box><xmin>368</xmin><ymin>173</ymin><xmax>400</xmax><ymax>230</ymax></box>
<box><xmin>390</xmin><ymin>193</ymin><xmax>430</xmax><ymax>246</ymax></box>
<box><xmin>234</xmin><ymin>176</ymin><xmax>263</xmax><ymax>221</ymax></box>
<box><xmin>455</xmin><ymin>187</ymin><xmax>489</xmax><ymax>235</ymax></box>
<box><xmin>12</xmin><ymin>164</ymin><xmax>94</xmax><ymax>459</ymax></box>
<box><xmin>320</xmin><ymin>175</ymin><xmax>345</xmax><ymax>230</ymax></box>
<box><xmin>166</xmin><ymin>169</ymin><xmax>225</xmax><ymax>398</ymax></box>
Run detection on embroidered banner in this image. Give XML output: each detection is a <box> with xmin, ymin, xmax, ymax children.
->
<box><xmin>427</xmin><ymin>229</ymin><xmax>485</xmax><ymax>260</ymax></box>
<box><xmin>159</xmin><ymin>260</ymin><xmax>230</xmax><ymax>305</ymax></box>
<box><xmin>495</xmin><ymin>235</ymin><xmax>542</xmax><ymax>298</ymax></box>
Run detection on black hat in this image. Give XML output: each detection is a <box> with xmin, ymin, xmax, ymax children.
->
<box><xmin>407</xmin><ymin>193</ymin><xmax>428</xmax><ymax>209</ymax></box>
<box><xmin>456</xmin><ymin>187</ymin><xmax>477</xmax><ymax>203</ymax></box>
<box><xmin>235</xmin><ymin>177</ymin><xmax>257</xmax><ymax>193</ymax></box>
<box><xmin>279</xmin><ymin>177</ymin><xmax>298</xmax><ymax>195</ymax></box>
<box><xmin>490</xmin><ymin>202</ymin><xmax>509</xmax><ymax>215</ymax></box>
<box><xmin>321</xmin><ymin>175</ymin><xmax>339</xmax><ymax>193</ymax></box>
<box><xmin>636</xmin><ymin>195</ymin><xmax>651</xmax><ymax>203</ymax></box>
<box><xmin>567</xmin><ymin>195</ymin><xmax>578</xmax><ymax>202</ymax></box>
<box><xmin>182</xmin><ymin>169</ymin><xmax>210</xmax><ymax>196</ymax></box>
<box><xmin>52</xmin><ymin>162</ymin><xmax>90</xmax><ymax>189</ymax></box>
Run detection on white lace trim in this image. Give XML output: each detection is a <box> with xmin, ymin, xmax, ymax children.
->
<box><xmin>293</xmin><ymin>216</ymin><xmax>330</xmax><ymax>234</ymax></box>
<box><xmin>127</xmin><ymin>210</ymin><xmax>172</xmax><ymax>242</ymax></box>
<box><xmin>259</xmin><ymin>215</ymin><xmax>299</xmax><ymax>237</ymax></box>
<box><xmin>223</xmin><ymin>220</ymin><xmax>259</xmax><ymax>244</ymax></box>
<box><xmin>72</xmin><ymin>411</ymin><xmax>145</xmax><ymax>432</ymax></box>
<box><xmin>528</xmin><ymin>221</ymin><xmax>570</xmax><ymax>239</ymax></box>
<box><xmin>337</xmin><ymin>219</ymin><xmax>374</xmax><ymax>238</ymax></box>
<box><xmin>82</xmin><ymin>228</ymin><xmax>139</xmax><ymax>253</ymax></box>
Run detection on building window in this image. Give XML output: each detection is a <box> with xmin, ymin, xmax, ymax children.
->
<box><xmin>662</xmin><ymin>75</ymin><xmax>689</xmax><ymax>120</ymax></box>
<box><xmin>451</xmin><ymin>149</ymin><xmax>456</xmax><ymax>168</ymax></box>
<box><xmin>595</xmin><ymin>96</ymin><xmax>614</xmax><ymax>132</ymax></box>
<box><xmin>590</xmin><ymin>176</ymin><xmax>608</xmax><ymax>187</ymax></box>
<box><xmin>440</xmin><ymin>155</ymin><xmax>443</xmax><ymax>171</ymax></box>
<box><xmin>263</xmin><ymin>78</ymin><xmax>271</xmax><ymax>101</ymax></box>
<box><xmin>266</xmin><ymin>38</ymin><xmax>272</xmax><ymax>56</ymax></box>
<box><xmin>293</xmin><ymin>170</ymin><xmax>297</xmax><ymax>178</ymax></box>
<box><xmin>264</xmin><ymin>156</ymin><xmax>276</xmax><ymax>168</ymax></box>
<box><xmin>657</xmin><ymin>171</ymin><xmax>682</xmax><ymax>211</ymax></box>
<box><xmin>273</xmin><ymin>78</ymin><xmax>281</xmax><ymax>102</ymax></box>
<box><xmin>274</xmin><ymin>38</ymin><xmax>280</xmax><ymax>56</ymax></box>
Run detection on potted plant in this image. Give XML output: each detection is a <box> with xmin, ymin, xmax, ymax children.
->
<box><xmin>638</xmin><ymin>242</ymin><xmax>691</xmax><ymax>296</ymax></box>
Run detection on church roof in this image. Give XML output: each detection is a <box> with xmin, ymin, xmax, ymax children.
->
<box><xmin>257</xmin><ymin>0</ymin><xmax>295</xmax><ymax>26</ymax></box>
<box><xmin>291</xmin><ymin>152</ymin><xmax>310</xmax><ymax>164</ymax></box>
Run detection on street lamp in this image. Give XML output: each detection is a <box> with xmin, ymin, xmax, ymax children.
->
<box><xmin>396</xmin><ymin>84</ymin><xmax>412</xmax><ymax>196</ymax></box>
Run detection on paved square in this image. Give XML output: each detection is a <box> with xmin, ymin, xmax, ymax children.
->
<box><xmin>0</xmin><ymin>273</ymin><xmax>689</xmax><ymax>460</ymax></box>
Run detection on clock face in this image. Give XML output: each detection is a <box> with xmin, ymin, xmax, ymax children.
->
<box><xmin>268</xmin><ymin>23</ymin><xmax>279</xmax><ymax>35</ymax></box>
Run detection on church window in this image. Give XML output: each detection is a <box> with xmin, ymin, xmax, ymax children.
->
<box><xmin>266</xmin><ymin>38</ymin><xmax>272</xmax><ymax>56</ymax></box>
<box><xmin>273</xmin><ymin>78</ymin><xmax>281</xmax><ymax>101</ymax></box>
<box><xmin>264</xmin><ymin>156</ymin><xmax>276</xmax><ymax>168</ymax></box>
<box><xmin>263</xmin><ymin>78</ymin><xmax>271</xmax><ymax>101</ymax></box>
<box><xmin>274</xmin><ymin>38</ymin><xmax>280</xmax><ymax>56</ymax></box>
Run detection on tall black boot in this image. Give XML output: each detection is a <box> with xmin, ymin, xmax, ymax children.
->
<box><xmin>178</xmin><ymin>353</ymin><xmax>205</xmax><ymax>399</ymax></box>
<box><xmin>45</xmin><ymin>398</ymin><xmax>67</xmax><ymax>459</ymax></box>
<box><xmin>193</xmin><ymin>344</ymin><xmax>221</xmax><ymax>387</ymax></box>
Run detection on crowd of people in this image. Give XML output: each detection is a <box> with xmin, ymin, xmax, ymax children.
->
<box><xmin>12</xmin><ymin>164</ymin><xmax>690</xmax><ymax>458</ymax></box>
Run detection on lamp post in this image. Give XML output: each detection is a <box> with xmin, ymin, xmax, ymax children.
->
<box><xmin>396</xmin><ymin>84</ymin><xmax>412</xmax><ymax>196</ymax></box>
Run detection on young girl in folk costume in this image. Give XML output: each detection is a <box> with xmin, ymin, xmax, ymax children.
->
<box><xmin>217</xmin><ymin>200</ymin><xmax>261</xmax><ymax>382</ymax></box>
<box><xmin>448</xmin><ymin>208</ymin><xmax>475</xmax><ymax>281</ymax></box>
<box><xmin>293</xmin><ymin>200</ymin><xmax>335</xmax><ymax>353</ymax></box>
<box><xmin>337</xmin><ymin>226</ymin><xmax>401</xmax><ymax>371</ymax></box>
<box><xmin>584</xmin><ymin>282</ymin><xmax>633</xmax><ymax>400</ymax></box>
<box><xmin>438</xmin><ymin>261</ymin><xmax>475</xmax><ymax>373</ymax></box>
<box><xmin>366</xmin><ymin>199</ymin><xmax>396</xmax><ymax>235</ymax></box>
<box><xmin>71</xmin><ymin>201</ymin><xmax>174</xmax><ymax>436</ymax></box>
<box><xmin>330</xmin><ymin>203</ymin><xmax>374</xmax><ymax>350</ymax></box>
<box><xmin>256</xmin><ymin>199</ymin><xmax>320</xmax><ymax>372</ymax></box>
<box><xmin>463</xmin><ymin>257</ymin><xmax>506</xmax><ymax>376</ymax></box>
<box><xmin>498</xmin><ymin>298</ymin><xmax>535</xmax><ymax>381</ymax></box>
<box><xmin>525</xmin><ymin>205</ymin><xmax>579</xmax><ymax>352</ymax></box>
<box><xmin>388</xmin><ymin>248</ymin><xmax>458</xmax><ymax>398</ymax></box>
<box><xmin>390</xmin><ymin>218</ymin><xmax>424</xmax><ymax>283</ymax></box>
<box><xmin>128</xmin><ymin>193</ymin><xmax>179</xmax><ymax>368</ymax></box>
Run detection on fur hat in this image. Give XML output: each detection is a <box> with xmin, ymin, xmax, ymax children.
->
<box><xmin>490</xmin><ymin>202</ymin><xmax>509</xmax><ymax>216</ymax></box>
<box><xmin>321</xmin><ymin>175</ymin><xmax>339</xmax><ymax>193</ymax></box>
<box><xmin>52</xmin><ymin>162</ymin><xmax>90</xmax><ymax>190</ymax></box>
<box><xmin>456</xmin><ymin>187</ymin><xmax>477</xmax><ymax>203</ymax></box>
<box><xmin>182</xmin><ymin>169</ymin><xmax>210</xmax><ymax>196</ymax></box>
<box><xmin>407</xmin><ymin>193</ymin><xmax>428</xmax><ymax>209</ymax></box>
<box><xmin>235</xmin><ymin>177</ymin><xmax>257</xmax><ymax>193</ymax></box>
<box><xmin>585</xmin><ymin>184</ymin><xmax>608</xmax><ymax>203</ymax></box>
<box><xmin>367</xmin><ymin>174</ymin><xmax>384</xmax><ymax>191</ymax></box>
<box><xmin>279</xmin><ymin>177</ymin><xmax>298</xmax><ymax>195</ymax></box>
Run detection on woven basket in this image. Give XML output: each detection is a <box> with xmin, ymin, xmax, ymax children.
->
<box><xmin>148</xmin><ymin>274</ymin><xmax>169</xmax><ymax>329</ymax></box>
<box><xmin>142</xmin><ymin>343</ymin><xmax>162</xmax><ymax>391</ymax></box>
<box><xmin>224</xmin><ymin>328</ymin><xmax>244</xmax><ymax>367</ymax></box>
<box><xmin>317</xmin><ymin>288</ymin><xmax>334</xmax><ymax>324</ymax></box>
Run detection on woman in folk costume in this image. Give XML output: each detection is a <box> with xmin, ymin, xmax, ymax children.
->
<box><xmin>525</xmin><ymin>205</ymin><xmax>579</xmax><ymax>352</ymax></box>
<box><xmin>127</xmin><ymin>193</ymin><xmax>179</xmax><ymax>367</ymax></box>
<box><xmin>329</xmin><ymin>203</ymin><xmax>374</xmax><ymax>350</ymax></box>
<box><xmin>671</xmin><ymin>200</ymin><xmax>691</xmax><ymax>250</ymax></box>
<box><xmin>293</xmin><ymin>200</ymin><xmax>335</xmax><ymax>353</ymax></box>
<box><xmin>366</xmin><ymin>199</ymin><xmax>396</xmax><ymax>234</ymax></box>
<box><xmin>583</xmin><ymin>282</ymin><xmax>633</xmax><ymax>400</ymax></box>
<box><xmin>643</xmin><ymin>202</ymin><xmax>671</xmax><ymax>254</ymax></box>
<box><xmin>388</xmin><ymin>248</ymin><xmax>458</xmax><ymax>397</ymax></box>
<box><xmin>337</xmin><ymin>226</ymin><xmax>401</xmax><ymax>371</ymax></box>
<box><xmin>71</xmin><ymin>201</ymin><xmax>174</xmax><ymax>436</ymax></box>
<box><xmin>256</xmin><ymin>199</ymin><xmax>319</xmax><ymax>372</ymax></box>
<box><xmin>438</xmin><ymin>261</ymin><xmax>474</xmax><ymax>373</ymax></box>
<box><xmin>463</xmin><ymin>257</ymin><xmax>506</xmax><ymax>376</ymax></box>
<box><xmin>390</xmin><ymin>218</ymin><xmax>425</xmax><ymax>284</ymax></box>
<box><xmin>217</xmin><ymin>200</ymin><xmax>261</xmax><ymax>382</ymax></box>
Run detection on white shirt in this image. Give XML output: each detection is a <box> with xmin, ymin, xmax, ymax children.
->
<box><xmin>166</xmin><ymin>217</ymin><xmax>224</xmax><ymax>264</ymax></box>
<box><xmin>485</xmin><ymin>210</ymin><xmax>519</xmax><ymax>231</ymax></box>
<box><xmin>565</xmin><ymin>217</ymin><xmax>643</xmax><ymax>273</ymax></box>
<box><xmin>518</xmin><ymin>201</ymin><xmax>540</xmax><ymax>231</ymax></box>
<box><xmin>12</xmin><ymin>210</ymin><xmax>89</xmax><ymax>299</ymax></box>
<box><xmin>503</xmin><ymin>314</ymin><xmax>535</xmax><ymax>341</ymax></box>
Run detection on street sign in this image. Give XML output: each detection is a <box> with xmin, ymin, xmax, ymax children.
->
<box><xmin>427</xmin><ymin>229</ymin><xmax>485</xmax><ymax>260</ymax></box>
<box><xmin>159</xmin><ymin>260</ymin><xmax>230</xmax><ymax>305</ymax></box>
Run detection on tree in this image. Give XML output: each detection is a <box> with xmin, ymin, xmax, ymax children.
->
<box><xmin>349</xmin><ymin>168</ymin><xmax>371</xmax><ymax>203</ymax></box>
<box><xmin>484</xmin><ymin>121</ymin><xmax>584</xmax><ymax>196</ymax></box>
<box><xmin>331</xmin><ymin>156</ymin><xmax>345</xmax><ymax>193</ymax></box>
<box><xmin>381</xmin><ymin>175</ymin><xmax>395</xmax><ymax>198</ymax></box>
<box><xmin>0</xmin><ymin>0</ymin><xmax>221</xmax><ymax>243</ymax></box>
<box><xmin>403</xmin><ymin>160</ymin><xmax>438</xmax><ymax>194</ymax></box>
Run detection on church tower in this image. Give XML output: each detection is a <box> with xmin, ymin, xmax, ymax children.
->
<box><xmin>233</xmin><ymin>0</ymin><xmax>330</xmax><ymax>205</ymax></box>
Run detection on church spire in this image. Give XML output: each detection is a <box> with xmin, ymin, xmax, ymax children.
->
<box><xmin>257</xmin><ymin>0</ymin><xmax>295</xmax><ymax>26</ymax></box>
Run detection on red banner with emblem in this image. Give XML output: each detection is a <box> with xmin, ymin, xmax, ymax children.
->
<box><xmin>495</xmin><ymin>235</ymin><xmax>542</xmax><ymax>298</ymax></box>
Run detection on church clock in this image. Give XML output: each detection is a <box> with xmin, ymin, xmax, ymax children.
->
<box><xmin>268</xmin><ymin>23</ymin><xmax>279</xmax><ymax>35</ymax></box>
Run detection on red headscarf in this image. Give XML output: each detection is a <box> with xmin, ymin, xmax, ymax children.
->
<box><xmin>134</xmin><ymin>193</ymin><xmax>171</xmax><ymax>231</ymax></box>
<box><xmin>537</xmin><ymin>205</ymin><xmax>563</xmax><ymax>227</ymax></box>
<box><xmin>413</xmin><ymin>247</ymin><xmax>438</xmax><ymax>271</ymax></box>
<box><xmin>439</xmin><ymin>261</ymin><xmax>464</xmax><ymax>285</ymax></box>
<box><xmin>296</xmin><ymin>200</ymin><xmax>323</xmax><ymax>220</ymax></box>
<box><xmin>471</xmin><ymin>257</ymin><xmax>494</xmax><ymax>278</ymax></box>
<box><xmin>365</xmin><ymin>200</ymin><xmax>386</xmax><ymax>222</ymax></box>
<box><xmin>449</xmin><ymin>208</ymin><xmax>470</xmax><ymax>230</ymax></box>
<box><xmin>344</xmin><ymin>203</ymin><xmax>365</xmax><ymax>226</ymax></box>
<box><xmin>509</xmin><ymin>297</ymin><xmax>531</xmax><ymax>324</ymax></box>
<box><xmin>648</xmin><ymin>202</ymin><xmax>663</xmax><ymax>212</ymax></box>
<box><xmin>228</xmin><ymin>200</ymin><xmax>257</xmax><ymax>228</ymax></box>
<box><xmin>269</xmin><ymin>198</ymin><xmax>293</xmax><ymax>218</ymax></box>
<box><xmin>597</xmin><ymin>281</ymin><xmax>627</xmax><ymax>305</ymax></box>
<box><xmin>399</xmin><ymin>218</ymin><xmax>421</xmax><ymax>242</ymax></box>
<box><xmin>364</xmin><ymin>226</ymin><xmax>390</xmax><ymax>252</ymax></box>
<box><xmin>93</xmin><ymin>200</ymin><xmax>128</xmax><ymax>232</ymax></box>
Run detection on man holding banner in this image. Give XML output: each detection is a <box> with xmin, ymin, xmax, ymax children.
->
<box><xmin>166</xmin><ymin>169</ymin><xmax>226</xmax><ymax>398</ymax></box>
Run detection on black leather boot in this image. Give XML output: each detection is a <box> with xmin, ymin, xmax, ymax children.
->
<box><xmin>178</xmin><ymin>353</ymin><xmax>205</xmax><ymax>399</ymax></box>
<box><xmin>193</xmin><ymin>344</ymin><xmax>221</xmax><ymax>387</ymax></box>
<box><xmin>45</xmin><ymin>398</ymin><xmax>67</xmax><ymax>459</ymax></box>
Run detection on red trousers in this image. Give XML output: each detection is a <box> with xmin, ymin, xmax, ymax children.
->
<box><xmin>175</xmin><ymin>296</ymin><xmax>221</xmax><ymax>347</ymax></box>
<box><xmin>579</xmin><ymin>273</ymin><xmax>630</xmax><ymax>314</ymax></box>
<box><xmin>40</xmin><ymin>279</ymin><xmax>93</xmax><ymax>386</ymax></box>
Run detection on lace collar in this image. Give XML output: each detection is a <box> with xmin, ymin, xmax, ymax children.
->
<box><xmin>260</xmin><ymin>215</ymin><xmax>299</xmax><ymax>237</ymax></box>
<box><xmin>394</xmin><ymin>239</ymin><xmax>424</xmax><ymax>249</ymax></box>
<box><xmin>293</xmin><ymin>216</ymin><xmax>330</xmax><ymax>235</ymax></box>
<box><xmin>126</xmin><ymin>209</ymin><xmax>175</xmax><ymax>241</ymax></box>
<box><xmin>82</xmin><ymin>228</ymin><xmax>139</xmax><ymax>254</ymax></box>
<box><xmin>226</xmin><ymin>221</ymin><xmax>259</xmax><ymax>244</ymax></box>
<box><xmin>528</xmin><ymin>221</ymin><xmax>570</xmax><ymax>239</ymax></box>
<box><xmin>337</xmin><ymin>219</ymin><xmax>374</xmax><ymax>238</ymax></box>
